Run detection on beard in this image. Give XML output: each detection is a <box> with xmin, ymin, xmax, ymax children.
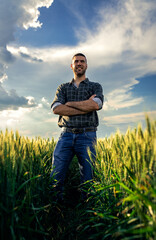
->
<box><xmin>74</xmin><ymin>67</ymin><xmax>86</xmax><ymax>77</ymax></box>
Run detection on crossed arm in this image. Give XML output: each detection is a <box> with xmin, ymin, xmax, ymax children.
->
<box><xmin>53</xmin><ymin>95</ymin><xmax>99</xmax><ymax>116</ymax></box>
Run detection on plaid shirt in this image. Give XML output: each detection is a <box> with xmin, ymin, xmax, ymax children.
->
<box><xmin>51</xmin><ymin>78</ymin><xmax>104</xmax><ymax>128</ymax></box>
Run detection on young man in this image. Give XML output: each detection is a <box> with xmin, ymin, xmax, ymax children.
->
<box><xmin>50</xmin><ymin>53</ymin><xmax>104</xmax><ymax>201</ymax></box>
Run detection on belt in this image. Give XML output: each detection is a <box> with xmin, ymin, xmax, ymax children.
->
<box><xmin>62</xmin><ymin>127</ymin><xmax>97</xmax><ymax>134</ymax></box>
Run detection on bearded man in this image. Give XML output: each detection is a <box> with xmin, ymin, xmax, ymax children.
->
<box><xmin>50</xmin><ymin>53</ymin><xmax>104</xmax><ymax>202</ymax></box>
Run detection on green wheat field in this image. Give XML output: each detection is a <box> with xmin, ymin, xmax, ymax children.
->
<box><xmin>0</xmin><ymin>116</ymin><xmax>155</xmax><ymax>240</ymax></box>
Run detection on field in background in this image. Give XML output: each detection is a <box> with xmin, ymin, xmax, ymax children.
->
<box><xmin>0</xmin><ymin>116</ymin><xmax>155</xmax><ymax>240</ymax></box>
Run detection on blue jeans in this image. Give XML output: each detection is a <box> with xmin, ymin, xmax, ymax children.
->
<box><xmin>50</xmin><ymin>130</ymin><xmax>97</xmax><ymax>199</ymax></box>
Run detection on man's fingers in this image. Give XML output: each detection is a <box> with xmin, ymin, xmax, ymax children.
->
<box><xmin>89</xmin><ymin>94</ymin><xmax>96</xmax><ymax>99</ymax></box>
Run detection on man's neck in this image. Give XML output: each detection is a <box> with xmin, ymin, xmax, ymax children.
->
<box><xmin>73</xmin><ymin>75</ymin><xmax>86</xmax><ymax>87</ymax></box>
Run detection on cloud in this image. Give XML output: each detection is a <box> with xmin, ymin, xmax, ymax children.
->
<box><xmin>0</xmin><ymin>47</ymin><xmax>15</xmax><ymax>83</ymax></box>
<box><xmin>0</xmin><ymin>83</ymin><xmax>36</xmax><ymax>110</ymax></box>
<box><xmin>0</xmin><ymin>97</ymin><xmax>59</xmax><ymax>138</ymax></box>
<box><xmin>0</xmin><ymin>0</ymin><xmax>54</xmax><ymax>114</ymax></box>
<box><xmin>103</xmin><ymin>78</ymin><xmax>143</xmax><ymax>111</ymax></box>
<box><xmin>0</xmin><ymin>47</ymin><xmax>15</xmax><ymax>64</ymax></box>
<box><xmin>7</xmin><ymin>0</ymin><xmax>156</xmax><ymax>73</ymax></box>
<box><xmin>20</xmin><ymin>52</ymin><xmax>43</xmax><ymax>63</ymax></box>
<box><xmin>6</xmin><ymin>0</ymin><xmax>155</xmax><ymax>113</ymax></box>
<box><xmin>6</xmin><ymin>46</ymin><xmax>43</xmax><ymax>63</ymax></box>
<box><xmin>103</xmin><ymin>111</ymin><xmax>156</xmax><ymax>126</ymax></box>
<box><xmin>0</xmin><ymin>108</ymin><xmax>32</xmax><ymax>124</ymax></box>
<box><xmin>83</xmin><ymin>0</ymin><xmax>156</xmax><ymax>65</ymax></box>
<box><xmin>0</xmin><ymin>0</ymin><xmax>54</xmax><ymax>81</ymax></box>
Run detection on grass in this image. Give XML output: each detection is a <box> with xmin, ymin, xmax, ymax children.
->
<box><xmin>0</xmin><ymin>116</ymin><xmax>155</xmax><ymax>239</ymax></box>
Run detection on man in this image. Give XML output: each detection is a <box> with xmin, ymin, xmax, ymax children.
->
<box><xmin>50</xmin><ymin>53</ymin><xmax>104</xmax><ymax>201</ymax></box>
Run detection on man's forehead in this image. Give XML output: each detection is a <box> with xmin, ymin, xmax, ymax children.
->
<box><xmin>72</xmin><ymin>56</ymin><xmax>86</xmax><ymax>62</ymax></box>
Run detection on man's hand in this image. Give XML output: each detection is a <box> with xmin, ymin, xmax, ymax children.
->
<box><xmin>89</xmin><ymin>94</ymin><xmax>96</xmax><ymax>100</ymax></box>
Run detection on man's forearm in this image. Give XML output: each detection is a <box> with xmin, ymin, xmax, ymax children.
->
<box><xmin>65</xmin><ymin>99</ymin><xmax>99</xmax><ymax>112</ymax></box>
<box><xmin>53</xmin><ymin>104</ymin><xmax>87</xmax><ymax>116</ymax></box>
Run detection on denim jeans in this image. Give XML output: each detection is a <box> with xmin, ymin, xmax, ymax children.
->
<box><xmin>50</xmin><ymin>130</ymin><xmax>97</xmax><ymax>199</ymax></box>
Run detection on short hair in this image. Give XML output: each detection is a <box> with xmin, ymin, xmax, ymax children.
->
<box><xmin>72</xmin><ymin>53</ymin><xmax>87</xmax><ymax>62</ymax></box>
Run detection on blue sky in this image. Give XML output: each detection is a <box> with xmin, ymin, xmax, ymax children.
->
<box><xmin>0</xmin><ymin>0</ymin><xmax>156</xmax><ymax>139</ymax></box>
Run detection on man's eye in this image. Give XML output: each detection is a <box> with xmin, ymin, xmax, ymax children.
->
<box><xmin>74</xmin><ymin>60</ymin><xmax>85</xmax><ymax>63</ymax></box>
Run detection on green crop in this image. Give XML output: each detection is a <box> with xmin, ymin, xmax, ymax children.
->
<box><xmin>0</xmin><ymin>116</ymin><xmax>155</xmax><ymax>240</ymax></box>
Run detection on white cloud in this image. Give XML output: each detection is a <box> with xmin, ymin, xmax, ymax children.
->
<box><xmin>0</xmin><ymin>0</ymin><xmax>54</xmax><ymax>113</ymax></box>
<box><xmin>0</xmin><ymin>0</ymin><xmax>54</xmax><ymax>80</ymax></box>
<box><xmin>7</xmin><ymin>0</ymin><xmax>156</xmax><ymax>73</ymax></box>
<box><xmin>103</xmin><ymin>111</ymin><xmax>156</xmax><ymax>125</ymax></box>
<box><xmin>26</xmin><ymin>96</ymin><xmax>36</xmax><ymax>106</ymax></box>
<box><xmin>103</xmin><ymin>79</ymin><xmax>143</xmax><ymax>111</ymax></box>
<box><xmin>0</xmin><ymin>72</ymin><xmax>8</xmax><ymax>84</ymax></box>
<box><xmin>45</xmin><ymin>118</ymin><xmax>58</xmax><ymax>123</ymax></box>
<box><xmin>0</xmin><ymin>97</ymin><xmax>58</xmax><ymax>138</ymax></box>
<box><xmin>6</xmin><ymin>0</ymin><xmax>156</xmax><ymax>116</ymax></box>
<box><xmin>21</xmin><ymin>0</ymin><xmax>54</xmax><ymax>29</ymax></box>
<box><xmin>0</xmin><ymin>107</ymin><xmax>32</xmax><ymax>125</ymax></box>
<box><xmin>7</xmin><ymin>119</ymin><xmax>20</xmax><ymax>126</ymax></box>
<box><xmin>0</xmin><ymin>96</ymin><xmax>46</xmax><ymax>125</ymax></box>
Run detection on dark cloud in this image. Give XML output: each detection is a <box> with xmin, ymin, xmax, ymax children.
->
<box><xmin>0</xmin><ymin>47</ymin><xmax>15</xmax><ymax>82</ymax></box>
<box><xmin>0</xmin><ymin>47</ymin><xmax>15</xmax><ymax>64</ymax></box>
<box><xmin>0</xmin><ymin>83</ymin><xmax>36</xmax><ymax>110</ymax></box>
<box><xmin>20</xmin><ymin>52</ymin><xmax>43</xmax><ymax>63</ymax></box>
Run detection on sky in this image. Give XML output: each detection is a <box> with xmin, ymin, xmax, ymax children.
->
<box><xmin>0</xmin><ymin>0</ymin><xmax>156</xmax><ymax>139</ymax></box>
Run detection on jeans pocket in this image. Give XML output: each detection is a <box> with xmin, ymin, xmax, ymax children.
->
<box><xmin>84</xmin><ymin>131</ymin><xmax>96</xmax><ymax>140</ymax></box>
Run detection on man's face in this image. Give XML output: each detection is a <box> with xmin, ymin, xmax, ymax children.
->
<box><xmin>71</xmin><ymin>56</ymin><xmax>87</xmax><ymax>77</ymax></box>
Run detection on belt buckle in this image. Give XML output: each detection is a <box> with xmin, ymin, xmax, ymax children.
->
<box><xmin>72</xmin><ymin>128</ymin><xmax>79</xmax><ymax>134</ymax></box>
<box><xmin>72</xmin><ymin>128</ymin><xmax>84</xmax><ymax>134</ymax></box>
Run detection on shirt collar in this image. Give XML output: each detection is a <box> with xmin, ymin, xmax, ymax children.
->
<box><xmin>70</xmin><ymin>78</ymin><xmax>89</xmax><ymax>85</ymax></box>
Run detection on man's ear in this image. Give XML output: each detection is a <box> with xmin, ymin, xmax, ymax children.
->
<box><xmin>70</xmin><ymin>63</ymin><xmax>73</xmax><ymax>70</ymax></box>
